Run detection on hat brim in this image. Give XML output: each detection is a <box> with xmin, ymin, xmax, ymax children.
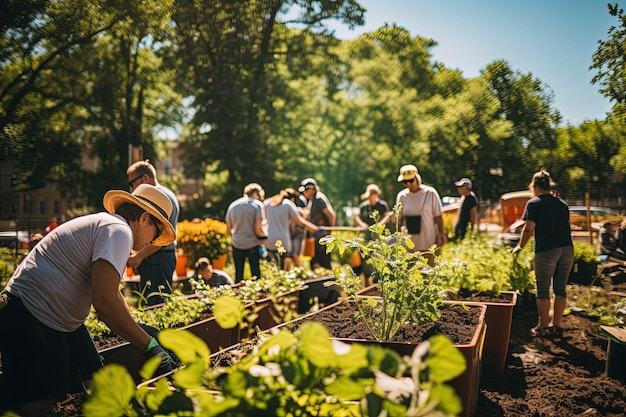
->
<box><xmin>103</xmin><ymin>190</ymin><xmax>175</xmax><ymax>246</ymax></box>
<box><xmin>397</xmin><ymin>173</ymin><xmax>419</xmax><ymax>182</ymax></box>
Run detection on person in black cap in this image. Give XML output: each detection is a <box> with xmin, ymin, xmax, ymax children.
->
<box><xmin>453</xmin><ymin>177</ymin><xmax>479</xmax><ymax>240</ymax></box>
<box><xmin>298</xmin><ymin>178</ymin><xmax>335</xmax><ymax>269</ymax></box>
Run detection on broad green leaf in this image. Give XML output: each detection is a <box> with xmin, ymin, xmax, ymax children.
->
<box><xmin>191</xmin><ymin>392</ymin><xmax>240</xmax><ymax>417</ymax></box>
<box><xmin>332</xmin><ymin>341</ymin><xmax>370</xmax><ymax>372</ymax></box>
<box><xmin>139</xmin><ymin>355</ymin><xmax>162</xmax><ymax>381</ymax></box>
<box><xmin>83</xmin><ymin>364</ymin><xmax>136</xmax><ymax>417</ymax></box>
<box><xmin>325</xmin><ymin>375</ymin><xmax>371</xmax><ymax>400</ymax></box>
<box><xmin>160</xmin><ymin>328</ymin><xmax>210</xmax><ymax>365</ymax></box>
<box><xmin>297</xmin><ymin>322</ymin><xmax>337</xmax><ymax>367</ymax></box>
<box><xmin>144</xmin><ymin>377</ymin><xmax>173</xmax><ymax>411</ymax></box>
<box><xmin>172</xmin><ymin>361</ymin><xmax>209</xmax><ymax>389</ymax></box>
<box><xmin>212</xmin><ymin>296</ymin><xmax>245</xmax><ymax>329</ymax></box>
<box><xmin>427</xmin><ymin>335</ymin><xmax>466</xmax><ymax>382</ymax></box>
<box><xmin>258</xmin><ymin>329</ymin><xmax>298</xmax><ymax>358</ymax></box>
<box><xmin>429</xmin><ymin>383</ymin><xmax>463</xmax><ymax>415</ymax></box>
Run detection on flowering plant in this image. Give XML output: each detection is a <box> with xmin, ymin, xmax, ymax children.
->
<box><xmin>177</xmin><ymin>218</ymin><xmax>229</xmax><ymax>266</ymax></box>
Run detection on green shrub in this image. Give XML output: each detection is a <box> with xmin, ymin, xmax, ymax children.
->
<box><xmin>573</xmin><ymin>242</ymin><xmax>599</xmax><ymax>263</ymax></box>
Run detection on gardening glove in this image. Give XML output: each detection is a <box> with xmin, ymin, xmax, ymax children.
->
<box><xmin>511</xmin><ymin>246</ymin><xmax>523</xmax><ymax>255</ymax></box>
<box><xmin>141</xmin><ymin>336</ymin><xmax>177</xmax><ymax>376</ymax></box>
<box><xmin>137</xmin><ymin>320</ymin><xmax>161</xmax><ymax>338</ymax></box>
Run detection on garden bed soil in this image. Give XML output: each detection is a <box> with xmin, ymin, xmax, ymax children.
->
<box><xmin>45</xmin><ymin>278</ymin><xmax>626</xmax><ymax>416</ymax></box>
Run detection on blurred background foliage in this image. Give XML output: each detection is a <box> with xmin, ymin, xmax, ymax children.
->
<box><xmin>2</xmin><ymin>0</ymin><xmax>625</xmax><ymax>219</ymax></box>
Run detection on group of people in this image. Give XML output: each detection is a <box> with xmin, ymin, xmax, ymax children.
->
<box><xmin>0</xmin><ymin>157</ymin><xmax>575</xmax><ymax>415</ymax></box>
<box><xmin>225</xmin><ymin>178</ymin><xmax>334</xmax><ymax>283</ymax></box>
<box><xmin>225</xmin><ymin>166</ymin><xmax>483</xmax><ymax>282</ymax></box>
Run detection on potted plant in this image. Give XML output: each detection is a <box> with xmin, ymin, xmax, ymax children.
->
<box><xmin>439</xmin><ymin>235</ymin><xmax>526</xmax><ymax>375</ymax></box>
<box><xmin>309</xmin><ymin>207</ymin><xmax>486</xmax><ymax>417</ymax></box>
<box><xmin>569</xmin><ymin>241</ymin><xmax>601</xmax><ymax>285</ymax></box>
<box><xmin>177</xmin><ymin>217</ymin><xmax>230</xmax><ymax>269</ymax></box>
<box><xmin>83</xmin><ymin>323</ymin><xmax>467</xmax><ymax>417</ymax></box>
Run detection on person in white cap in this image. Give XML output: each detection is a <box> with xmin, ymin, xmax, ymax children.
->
<box><xmin>0</xmin><ymin>184</ymin><xmax>177</xmax><ymax>416</ymax></box>
<box><xmin>453</xmin><ymin>177</ymin><xmax>479</xmax><ymax>239</ymax></box>
<box><xmin>298</xmin><ymin>178</ymin><xmax>335</xmax><ymax>269</ymax></box>
<box><xmin>395</xmin><ymin>164</ymin><xmax>446</xmax><ymax>264</ymax></box>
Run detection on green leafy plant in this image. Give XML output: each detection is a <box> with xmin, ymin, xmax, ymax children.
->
<box><xmin>320</xmin><ymin>205</ymin><xmax>456</xmax><ymax>342</ymax></box>
<box><xmin>83</xmin><ymin>323</ymin><xmax>466</xmax><ymax>417</ymax></box>
<box><xmin>440</xmin><ymin>235</ymin><xmax>536</xmax><ymax>296</ymax></box>
<box><xmin>573</xmin><ymin>241</ymin><xmax>600</xmax><ymax>263</ymax></box>
<box><xmin>85</xmin><ymin>290</ymin><xmax>245</xmax><ymax>339</ymax></box>
<box><xmin>566</xmin><ymin>284</ymin><xmax>626</xmax><ymax>326</ymax></box>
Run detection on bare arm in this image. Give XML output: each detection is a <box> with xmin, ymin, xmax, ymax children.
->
<box><xmin>435</xmin><ymin>215</ymin><xmax>447</xmax><ymax>248</ymax></box>
<box><xmin>323</xmin><ymin>207</ymin><xmax>336</xmax><ymax>227</ymax></box>
<box><xmin>293</xmin><ymin>215</ymin><xmax>319</xmax><ymax>234</ymax></box>
<box><xmin>254</xmin><ymin>217</ymin><xmax>266</xmax><ymax>237</ymax></box>
<box><xmin>127</xmin><ymin>244</ymin><xmax>160</xmax><ymax>272</ymax></box>
<box><xmin>470</xmin><ymin>206</ymin><xmax>479</xmax><ymax>233</ymax></box>
<box><xmin>517</xmin><ymin>220</ymin><xmax>535</xmax><ymax>250</ymax></box>
<box><xmin>91</xmin><ymin>259</ymin><xmax>151</xmax><ymax>350</ymax></box>
<box><xmin>355</xmin><ymin>211</ymin><xmax>369</xmax><ymax>229</ymax></box>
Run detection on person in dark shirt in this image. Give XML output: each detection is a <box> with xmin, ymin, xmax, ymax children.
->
<box><xmin>192</xmin><ymin>257</ymin><xmax>234</xmax><ymax>288</ymax></box>
<box><xmin>453</xmin><ymin>177</ymin><xmax>478</xmax><ymax>239</ymax></box>
<box><xmin>298</xmin><ymin>178</ymin><xmax>336</xmax><ymax>270</ymax></box>
<box><xmin>512</xmin><ymin>170</ymin><xmax>573</xmax><ymax>338</ymax></box>
<box><xmin>355</xmin><ymin>184</ymin><xmax>391</xmax><ymax>286</ymax></box>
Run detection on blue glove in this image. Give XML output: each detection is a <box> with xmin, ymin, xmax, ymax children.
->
<box><xmin>258</xmin><ymin>245</ymin><xmax>268</xmax><ymax>258</ymax></box>
<box><xmin>142</xmin><ymin>337</ymin><xmax>177</xmax><ymax>376</ymax></box>
<box><xmin>318</xmin><ymin>226</ymin><xmax>325</xmax><ymax>232</ymax></box>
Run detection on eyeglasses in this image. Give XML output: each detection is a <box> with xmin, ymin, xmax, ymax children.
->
<box><xmin>149</xmin><ymin>215</ymin><xmax>163</xmax><ymax>241</ymax></box>
<box><xmin>403</xmin><ymin>178</ymin><xmax>416</xmax><ymax>184</ymax></box>
<box><xmin>128</xmin><ymin>174</ymin><xmax>144</xmax><ymax>187</ymax></box>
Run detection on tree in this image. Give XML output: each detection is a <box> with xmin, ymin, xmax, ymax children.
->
<box><xmin>481</xmin><ymin>60</ymin><xmax>560</xmax><ymax>193</ymax></box>
<box><xmin>0</xmin><ymin>0</ymin><xmax>183</xmax><ymax>207</ymax></box>
<box><xmin>172</xmin><ymin>0</ymin><xmax>365</xmax><ymax>214</ymax></box>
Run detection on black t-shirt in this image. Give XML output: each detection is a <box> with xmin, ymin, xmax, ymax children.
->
<box><xmin>523</xmin><ymin>194</ymin><xmax>572</xmax><ymax>253</ymax></box>
<box><xmin>455</xmin><ymin>193</ymin><xmax>478</xmax><ymax>235</ymax></box>
<box><xmin>358</xmin><ymin>200</ymin><xmax>390</xmax><ymax>227</ymax></box>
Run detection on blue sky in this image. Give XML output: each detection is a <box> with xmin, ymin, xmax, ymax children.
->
<box><xmin>327</xmin><ymin>0</ymin><xmax>617</xmax><ymax>126</ymax></box>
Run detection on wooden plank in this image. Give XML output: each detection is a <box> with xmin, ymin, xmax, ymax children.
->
<box><xmin>600</xmin><ymin>325</ymin><xmax>626</xmax><ymax>344</ymax></box>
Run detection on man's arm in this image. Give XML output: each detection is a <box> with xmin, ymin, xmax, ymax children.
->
<box><xmin>127</xmin><ymin>244</ymin><xmax>160</xmax><ymax>272</ymax></box>
<box><xmin>434</xmin><ymin>215</ymin><xmax>447</xmax><ymax>247</ymax></box>
<box><xmin>323</xmin><ymin>206</ymin><xmax>336</xmax><ymax>227</ymax></box>
<box><xmin>91</xmin><ymin>259</ymin><xmax>151</xmax><ymax>350</ymax></box>
<box><xmin>470</xmin><ymin>206</ymin><xmax>479</xmax><ymax>233</ymax></box>
<box><xmin>293</xmin><ymin>215</ymin><xmax>319</xmax><ymax>233</ymax></box>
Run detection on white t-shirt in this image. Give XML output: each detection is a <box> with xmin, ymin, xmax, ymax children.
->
<box><xmin>396</xmin><ymin>185</ymin><xmax>443</xmax><ymax>251</ymax></box>
<box><xmin>6</xmin><ymin>212</ymin><xmax>133</xmax><ymax>332</ymax></box>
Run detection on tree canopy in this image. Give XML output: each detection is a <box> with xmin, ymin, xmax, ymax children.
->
<box><xmin>1</xmin><ymin>0</ymin><xmax>624</xmax><ymax>218</ymax></box>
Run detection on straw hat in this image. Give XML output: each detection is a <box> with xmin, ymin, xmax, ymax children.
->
<box><xmin>103</xmin><ymin>184</ymin><xmax>175</xmax><ymax>246</ymax></box>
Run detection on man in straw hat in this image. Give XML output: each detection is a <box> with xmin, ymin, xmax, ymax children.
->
<box><xmin>0</xmin><ymin>184</ymin><xmax>177</xmax><ymax>416</ymax></box>
<box><xmin>395</xmin><ymin>164</ymin><xmax>447</xmax><ymax>265</ymax></box>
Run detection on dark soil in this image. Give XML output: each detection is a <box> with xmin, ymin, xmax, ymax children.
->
<box><xmin>46</xmin><ymin>278</ymin><xmax>626</xmax><ymax>416</ymax></box>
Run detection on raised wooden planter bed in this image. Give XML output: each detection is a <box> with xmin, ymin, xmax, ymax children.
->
<box><xmin>274</xmin><ymin>299</ymin><xmax>487</xmax><ymax>417</ymax></box>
